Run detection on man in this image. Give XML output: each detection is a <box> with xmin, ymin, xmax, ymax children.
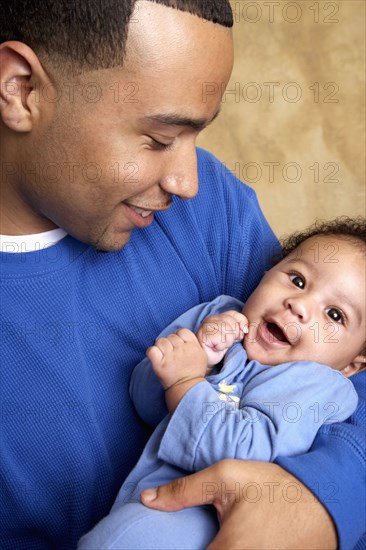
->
<box><xmin>0</xmin><ymin>1</ymin><xmax>364</xmax><ymax>549</ymax></box>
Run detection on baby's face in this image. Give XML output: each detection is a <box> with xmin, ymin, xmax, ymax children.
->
<box><xmin>243</xmin><ymin>235</ymin><xmax>365</xmax><ymax>373</ymax></box>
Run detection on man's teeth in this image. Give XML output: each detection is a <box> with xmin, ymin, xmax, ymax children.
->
<box><xmin>130</xmin><ymin>206</ymin><xmax>152</xmax><ymax>218</ymax></box>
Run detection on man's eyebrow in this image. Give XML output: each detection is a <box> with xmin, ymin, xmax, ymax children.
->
<box><xmin>146</xmin><ymin>109</ymin><xmax>221</xmax><ymax>132</ymax></box>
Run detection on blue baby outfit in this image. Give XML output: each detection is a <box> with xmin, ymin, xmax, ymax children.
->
<box><xmin>79</xmin><ymin>296</ymin><xmax>358</xmax><ymax>549</ymax></box>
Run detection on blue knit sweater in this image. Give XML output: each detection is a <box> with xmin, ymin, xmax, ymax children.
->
<box><xmin>1</xmin><ymin>149</ymin><xmax>365</xmax><ymax>549</ymax></box>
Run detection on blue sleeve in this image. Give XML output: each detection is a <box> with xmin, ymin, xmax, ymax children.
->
<box><xmin>155</xmin><ymin>148</ymin><xmax>281</xmax><ymax>303</ymax></box>
<box><xmin>276</xmin><ymin>371</ymin><xmax>366</xmax><ymax>550</ymax></box>
<box><xmin>129</xmin><ymin>295</ymin><xmax>243</xmax><ymax>427</ymax></box>
<box><xmin>157</xmin><ymin>362</ymin><xmax>357</xmax><ymax>472</ymax></box>
<box><xmin>196</xmin><ymin>148</ymin><xmax>281</xmax><ymax>300</ymax></box>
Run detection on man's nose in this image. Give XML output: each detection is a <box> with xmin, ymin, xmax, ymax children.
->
<box><xmin>159</xmin><ymin>142</ymin><xmax>198</xmax><ymax>200</ymax></box>
<box><xmin>284</xmin><ymin>296</ymin><xmax>311</xmax><ymax>323</ymax></box>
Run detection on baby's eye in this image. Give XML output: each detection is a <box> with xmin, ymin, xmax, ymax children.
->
<box><xmin>326</xmin><ymin>307</ymin><xmax>344</xmax><ymax>324</ymax></box>
<box><xmin>289</xmin><ymin>273</ymin><xmax>305</xmax><ymax>289</ymax></box>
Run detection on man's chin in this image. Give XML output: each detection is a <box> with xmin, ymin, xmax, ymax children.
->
<box><xmin>93</xmin><ymin>229</ymin><xmax>132</xmax><ymax>253</ymax></box>
<box><xmin>94</xmin><ymin>240</ymin><xmax>130</xmax><ymax>253</ymax></box>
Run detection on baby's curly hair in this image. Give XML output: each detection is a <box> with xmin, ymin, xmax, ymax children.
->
<box><xmin>276</xmin><ymin>216</ymin><xmax>366</xmax><ymax>356</ymax></box>
<box><xmin>279</xmin><ymin>216</ymin><xmax>366</xmax><ymax>259</ymax></box>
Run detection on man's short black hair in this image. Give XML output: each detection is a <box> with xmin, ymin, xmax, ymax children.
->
<box><xmin>0</xmin><ymin>1</ymin><xmax>233</xmax><ymax>72</ymax></box>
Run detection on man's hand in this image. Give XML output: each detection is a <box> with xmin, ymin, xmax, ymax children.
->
<box><xmin>196</xmin><ymin>311</ymin><xmax>248</xmax><ymax>367</ymax></box>
<box><xmin>141</xmin><ymin>460</ymin><xmax>337</xmax><ymax>550</ymax></box>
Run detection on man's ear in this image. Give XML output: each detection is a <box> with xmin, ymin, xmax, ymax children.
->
<box><xmin>0</xmin><ymin>41</ymin><xmax>51</xmax><ymax>132</ymax></box>
<box><xmin>341</xmin><ymin>355</ymin><xmax>366</xmax><ymax>378</ymax></box>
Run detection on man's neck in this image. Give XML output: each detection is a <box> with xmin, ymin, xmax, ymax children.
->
<box><xmin>0</xmin><ymin>204</ymin><xmax>57</xmax><ymax>236</ymax></box>
<box><xmin>0</xmin><ymin>178</ymin><xmax>58</xmax><ymax>235</ymax></box>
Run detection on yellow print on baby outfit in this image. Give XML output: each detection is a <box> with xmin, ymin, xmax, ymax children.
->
<box><xmin>218</xmin><ymin>380</ymin><xmax>240</xmax><ymax>408</ymax></box>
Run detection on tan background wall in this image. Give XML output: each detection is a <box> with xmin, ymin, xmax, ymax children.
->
<box><xmin>197</xmin><ymin>0</ymin><xmax>365</xmax><ymax>239</ymax></box>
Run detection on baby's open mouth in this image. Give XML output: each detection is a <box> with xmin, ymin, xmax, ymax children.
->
<box><xmin>266</xmin><ymin>322</ymin><xmax>291</xmax><ymax>344</ymax></box>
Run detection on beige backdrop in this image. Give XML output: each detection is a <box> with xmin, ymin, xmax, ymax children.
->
<box><xmin>197</xmin><ymin>0</ymin><xmax>365</xmax><ymax>239</ymax></box>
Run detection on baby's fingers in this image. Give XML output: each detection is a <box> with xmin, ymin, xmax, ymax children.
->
<box><xmin>175</xmin><ymin>328</ymin><xmax>198</xmax><ymax>343</ymax></box>
<box><xmin>146</xmin><ymin>344</ymin><xmax>164</xmax><ymax>364</ymax></box>
<box><xmin>151</xmin><ymin>336</ymin><xmax>174</xmax><ymax>355</ymax></box>
<box><xmin>162</xmin><ymin>329</ymin><xmax>198</xmax><ymax>348</ymax></box>
<box><xmin>224</xmin><ymin>311</ymin><xmax>249</xmax><ymax>335</ymax></box>
<box><xmin>203</xmin><ymin>312</ymin><xmax>248</xmax><ymax>343</ymax></box>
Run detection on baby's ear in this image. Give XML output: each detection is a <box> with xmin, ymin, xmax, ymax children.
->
<box><xmin>340</xmin><ymin>356</ymin><xmax>366</xmax><ymax>378</ymax></box>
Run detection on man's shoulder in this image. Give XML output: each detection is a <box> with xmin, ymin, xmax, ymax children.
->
<box><xmin>196</xmin><ymin>148</ymin><xmax>257</xmax><ymax>201</ymax></box>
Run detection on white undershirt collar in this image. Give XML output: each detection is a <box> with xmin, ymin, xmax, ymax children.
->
<box><xmin>0</xmin><ymin>228</ymin><xmax>68</xmax><ymax>253</ymax></box>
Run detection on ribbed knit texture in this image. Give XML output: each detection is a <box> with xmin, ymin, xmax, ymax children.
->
<box><xmin>277</xmin><ymin>370</ymin><xmax>365</xmax><ymax>550</ymax></box>
<box><xmin>1</xmin><ymin>148</ymin><xmax>364</xmax><ymax>548</ymax></box>
<box><xmin>0</xmin><ymin>149</ymin><xmax>277</xmax><ymax>549</ymax></box>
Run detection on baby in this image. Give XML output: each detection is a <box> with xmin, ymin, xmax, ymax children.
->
<box><xmin>79</xmin><ymin>217</ymin><xmax>365</xmax><ymax>550</ymax></box>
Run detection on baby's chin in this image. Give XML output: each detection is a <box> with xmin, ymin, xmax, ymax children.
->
<box><xmin>243</xmin><ymin>341</ymin><xmax>286</xmax><ymax>367</ymax></box>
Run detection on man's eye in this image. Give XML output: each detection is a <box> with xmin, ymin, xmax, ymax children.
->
<box><xmin>326</xmin><ymin>307</ymin><xmax>344</xmax><ymax>324</ymax></box>
<box><xmin>150</xmin><ymin>138</ymin><xmax>174</xmax><ymax>151</ymax></box>
<box><xmin>289</xmin><ymin>273</ymin><xmax>305</xmax><ymax>289</ymax></box>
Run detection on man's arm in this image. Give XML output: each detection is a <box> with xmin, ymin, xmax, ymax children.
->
<box><xmin>142</xmin><ymin>394</ymin><xmax>365</xmax><ymax>549</ymax></box>
<box><xmin>141</xmin><ymin>460</ymin><xmax>337</xmax><ymax>549</ymax></box>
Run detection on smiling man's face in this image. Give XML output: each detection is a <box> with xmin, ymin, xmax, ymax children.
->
<box><xmin>2</xmin><ymin>1</ymin><xmax>233</xmax><ymax>250</ymax></box>
<box><xmin>243</xmin><ymin>235</ymin><xmax>366</xmax><ymax>374</ymax></box>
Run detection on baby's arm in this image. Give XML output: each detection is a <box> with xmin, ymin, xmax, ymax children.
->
<box><xmin>147</xmin><ymin>329</ymin><xmax>208</xmax><ymax>413</ymax></box>
<box><xmin>156</xmin><ymin>361</ymin><xmax>358</xmax><ymax>472</ymax></box>
<box><xmin>130</xmin><ymin>296</ymin><xmax>243</xmax><ymax>426</ymax></box>
<box><xmin>147</xmin><ymin>311</ymin><xmax>248</xmax><ymax>412</ymax></box>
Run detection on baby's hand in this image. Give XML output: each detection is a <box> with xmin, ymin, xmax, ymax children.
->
<box><xmin>196</xmin><ymin>310</ymin><xmax>249</xmax><ymax>367</ymax></box>
<box><xmin>147</xmin><ymin>329</ymin><xmax>208</xmax><ymax>390</ymax></box>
